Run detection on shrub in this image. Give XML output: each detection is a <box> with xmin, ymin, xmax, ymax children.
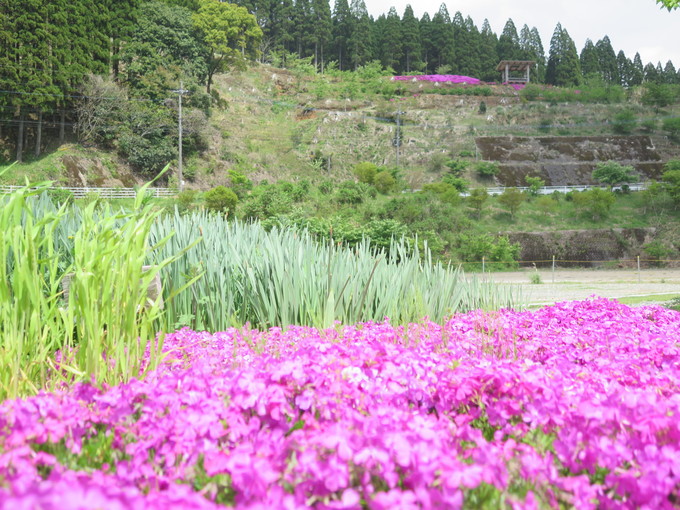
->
<box><xmin>227</xmin><ymin>170</ymin><xmax>253</xmax><ymax>198</ymax></box>
<box><xmin>176</xmin><ymin>189</ymin><xmax>199</xmax><ymax>214</ymax></box>
<box><xmin>572</xmin><ymin>188</ymin><xmax>616</xmax><ymax>221</ymax></box>
<box><xmin>204</xmin><ymin>186</ymin><xmax>238</xmax><ymax>216</ymax></box>
<box><xmin>497</xmin><ymin>187</ymin><xmax>526</xmax><ymax>218</ymax></box>
<box><xmin>455</xmin><ymin>233</ymin><xmax>520</xmax><ymax>270</ymax></box>
<box><xmin>46</xmin><ymin>188</ymin><xmax>74</xmax><ymax>205</ymax></box>
<box><xmin>643</xmin><ymin>241</ymin><xmax>673</xmax><ymax>267</ymax></box>
<box><xmin>374</xmin><ymin>170</ymin><xmax>396</xmax><ymax>194</ymax></box>
<box><xmin>441</xmin><ymin>175</ymin><xmax>469</xmax><ymax>192</ymax></box>
<box><xmin>353</xmin><ymin>162</ymin><xmax>378</xmax><ymax>184</ymax></box>
<box><xmin>662</xmin><ymin>117</ymin><xmax>680</xmax><ymax>140</ymax></box>
<box><xmin>475</xmin><ymin>161</ymin><xmax>499</xmax><ymax>178</ymax></box>
<box><xmin>445</xmin><ymin>159</ymin><xmax>468</xmax><ymax>176</ymax></box>
<box><xmin>318</xmin><ymin>179</ymin><xmax>334</xmax><ymax>195</ymax></box>
<box><xmin>336</xmin><ymin>181</ymin><xmax>370</xmax><ymax>204</ymax></box>
<box><xmin>592</xmin><ymin>161</ymin><xmax>638</xmax><ymax>188</ymax></box>
<box><xmin>612</xmin><ymin>109</ymin><xmax>637</xmax><ymax>135</ymax></box>
<box><xmin>428</xmin><ymin>153</ymin><xmax>449</xmax><ymax>173</ymax></box>
<box><xmin>525</xmin><ymin>176</ymin><xmax>545</xmax><ymax>196</ymax></box>
<box><xmin>478</xmin><ymin>101</ymin><xmax>487</xmax><ymax>114</ymax></box>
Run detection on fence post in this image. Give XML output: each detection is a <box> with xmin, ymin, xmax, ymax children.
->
<box><xmin>552</xmin><ymin>255</ymin><xmax>555</xmax><ymax>283</ymax></box>
<box><xmin>637</xmin><ymin>256</ymin><xmax>641</xmax><ymax>283</ymax></box>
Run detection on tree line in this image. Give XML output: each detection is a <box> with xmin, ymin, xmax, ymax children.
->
<box><xmin>1</xmin><ymin>0</ymin><xmax>678</xmax><ymax>165</ymax></box>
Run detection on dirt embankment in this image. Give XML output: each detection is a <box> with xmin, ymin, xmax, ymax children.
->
<box><xmin>505</xmin><ymin>228</ymin><xmax>658</xmax><ymax>268</ymax></box>
<box><xmin>476</xmin><ymin>135</ymin><xmax>665</xmax><ymax>186</ymax></box>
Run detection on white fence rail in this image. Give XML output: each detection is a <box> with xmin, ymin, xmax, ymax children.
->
<box><xmin>462</xmin><ymin>182</ymin><xmax>649</xmax><ymax>197</ymax></box>
<box><xmin>0</xmin><ymin>186</ymin><xmax>176</xmax><ymax>199</ymax></box>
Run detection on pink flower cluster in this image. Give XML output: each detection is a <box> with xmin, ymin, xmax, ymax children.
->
<box><xmin>1</xmin><ymin>298</ymin><xmax>680</xmax><ymax>509</ymax></box>
<box><xmin>392</xmin><ymin>75</ymin><xmax>481</xmax><ymax>85</ymax></box>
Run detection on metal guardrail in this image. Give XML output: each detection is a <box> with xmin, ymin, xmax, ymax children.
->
<box><xmin>462</xmin><ymin>182</ymin><xmax>649</xmax><ymax>196</ymax></box>
<box><xmin>0</xmin><ymin>186</ymin><xmax>176</xmax><ymax>199</ymax></box>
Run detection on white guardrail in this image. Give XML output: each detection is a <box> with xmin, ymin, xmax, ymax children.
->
<box><xmin>0</xmin><ymin>186</ymin><xmax>176</xmax><ymax>199</ymax></box>
<box><xmin>461</xmin><ymin>182</ymin><xmax>649</xmax><ymax>197</ymax></box>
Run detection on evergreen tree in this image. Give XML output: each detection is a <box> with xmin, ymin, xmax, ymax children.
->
<box><xmin>663</xmin><ymin>60</ymin><xmax>677</xmax><ymax>84</ymax></box>
<box><xmin>595</xmin><ymin>36</ymin><xmax>618</xmax><ymax>84</ymax></box>
<box><xmin>518</xmin><ymin>25</ymin><xmax>545</xmax><ymax>83</ymax></box>
<box><xmin>419</xmin><ymin>12</ymin><xmax>434</xmax><ymax>73</ymax></box>
<box><xmin>478</xmin><ymin>19</ymin><xmax>499</xmax><ymax>81</ymax></box>
<box><xmin>103</xmin><ymin>0</ymin><xmax>141</xmax><ymax>76</ymax></box>
<box><xmin>332</xmin><ymin>0</ymin><xmax>352</xmax><ymax>70</ymax></box>
<box><xmin>546</xmin><ymin>23</ymin><xmax>581</xmax><ymax>87</ymax></box>
<box><xmin>347</xmin><ymin>0</ymin><xmax>372</xmax><ymax>69</ymax></box>
<box><xmin>377</xmin><ymin>8</ymin><xmax>403</xmax><ymax>72</ymax></box>
<box><xmin>429</xmin><ymin>4</ymin><xmax>454</xmax><ymax>72</ymax></box>
<box><xmin>452</xmin><ymin>12</ymin><xmax>479</xmax><ymax>76</ymax></box>
<box><xmin>580</xmin><ymin>39</ymin><xmax>600</xmax><ymax>78</ymax></box>
<box><xmin>291</xmin><ymin>0</ymin><xmax>314</xmax><ymax>57</ymax></box>
<box><xmin>497</xmin><ymin>19</ymin><xmax>521</xmax><ymax>60</ymax></box>
<box><xmin>310</xmin><ymin>0</ymin><xmax>332</xmax><ymax>71</ymax></box>
<box><xmin>401</xmin><ymin>5</ymin><xmax>421</xmax><ymax>73</ymax></box>
<box><xmin>616</xmin><ymin>50</ymin><xmax>633</xmax><ymax>86</ymax></box>
<box><xmin>644</xmin><ymin>62</ymin><xmax>660</xmax><ymax>83</ymax></box>
<box><xmin>631</xmin><ymin>52</ymin><xmax>644</xmax><ymax>85</ymax></box>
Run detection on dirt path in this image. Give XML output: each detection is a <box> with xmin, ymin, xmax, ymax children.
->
<box><xmin>478</xmin><ymin>268</ymin><xmax>680</xmax><ymax>306</ymax></box>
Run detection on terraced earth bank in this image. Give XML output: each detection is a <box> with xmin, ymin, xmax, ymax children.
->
<box><xmin>476</xmin><ymin>135</ymin><xmax>667</xmax><ymax>186</ymax></box>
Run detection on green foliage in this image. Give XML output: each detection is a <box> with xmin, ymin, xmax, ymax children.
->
<box><xmin>662</xmin><ymin>117</ymin><xmax>680</xmax><ymax>140</ymax></box>
<box><xmin>241</xmin><ymin>185</ymin><xmax>293</xmax><ymax>220</ymax></box>
<box><xmin>445</xmin><ymin>159</ymin><xmax>468</xmax><ymax>176</ymax></box>
<box><xmin>497</xmin><ymin>187</ymin><xmax>526</xmax><ymax>218</ymax></box>
<box><xmin>661</xmin><ymin>161</ymin><xmax>680</xmax><ymax>205</ymax></box>
<box><xmin>118</xmin><ymin>132</ymin><xmax>176</xmax><ymax>176</ymax></box>
<box><xmin>204</xmin><ymin>185</ymin><xmax>238</xmax><ymax>215</ymax></box>
<box><xmin>227</xmin><ymin>169</ymin><xmax>252</xmax><ymax>198</ymax></box>
<box><xmin>468</xmin><ymin>188</ymin><xmax>489</xmax><ymax>219</ymax></box>
<box><xmin>47</xmin><ymin>188</ymin><xmax>74</xmax><ymax>205</ymax></box>
<box><xmin>441</xmin><ymin>175</ymin><xmax>469</xmax><ymax>192</ymax></box>
<box><xmin>454</xmin><ymin>233</ymin><xmax>520</xmax><ymax>270</ymax></box>
<box><xmin>572</xmin><ymin>188</ymin><xmax>616</xmax><ymax>221</ymax></box>
<box><xmin>353</xmin><ymin>162</ymin><xmax>378</xmax><ymax>184</ymax></box>
<box><xmin>612</xmin><ymin>109</ymin><xmax>637</xmax><ymax>134</ymax></box>
<box><xmin>475</xmin><ymin>161</ymin><xmax>500</xmax><ymax>178</ymax></box>
<box><xmin>643</xmin><ymin>241</ymin><xmax>672</xmax><ymax>267</ymax></box>
<box><xmin>374</xmin><ymin>170</ymin><xmax>396</xmax><ymax>194</ymax></box>
<box><xmin>192</xmin><ymin>0</ymin><xmax>262</xmax><ymax>92</ymax></box>
<box><xmin>641</xmin><ymin>83</ymin><xmax>677</xmax><ymax>109</ymax></box>
<box><xmin>524</xmin><ymin>176</ymin><xmax>545</xmax><ymax>196</ymax></box>
<box><xmin>478</xmin><ymin>101</ymin><xmax>487</xmax><ymax>114</ymax></box>
<box><xmin>176</xmin><ymin>189</ymin><xmax>199</xmax><ymax>214</ymax></box>
<box><xmin>592</xmin><ymin>161</ymin><xmax>638</xmax><ymax>188</ymax></box>
<box><xmin>336</xmin><ymin>181</ymin><xmax>374</xmax><ymax>204</ymax></box>
<box><xmin>657</xmin><ymin>0</ymin><xmax>679</xmax><ymax>10</ymax></box>
<box><xmin>318</xmin><ymin>179</ymin><xmax>334</xmax><ymax>195</ymax></box>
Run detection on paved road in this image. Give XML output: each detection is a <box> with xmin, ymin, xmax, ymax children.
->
<box><xmin>478</xmin><ymin>268</ymin><xmax>680</xmax><ymax>307</ymax></box>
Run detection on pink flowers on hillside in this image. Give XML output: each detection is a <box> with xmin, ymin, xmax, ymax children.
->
<box><xmin>1</xmin><ymin>298</ymin><xmax>680</xmax><ymax>509</ymax></box>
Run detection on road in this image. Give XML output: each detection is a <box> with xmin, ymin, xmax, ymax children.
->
<box><xmin>478</xmin><ymin>268</ymin><xmax>680</xmax><ymax>307</ymax></box>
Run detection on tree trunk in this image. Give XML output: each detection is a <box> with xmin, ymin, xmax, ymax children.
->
<box><xmin>35</xmin><ymin>110</ymin><xmax>43</xmax><ymax>157</ymax></box>
<box><xmin>16</xmin><ymin>109</ymin><xmax>25</xmax><ymax>163</ymax></box>
<box><xmin>59</xmin><ymin>109</ymin><xmax>66</xmax><ymax>145</ymax></box>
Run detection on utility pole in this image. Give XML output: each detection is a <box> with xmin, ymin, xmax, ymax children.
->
<box><xmin>172</xmin><ymin>82</ymin><xmax>189</xmax><ymax>192</ymax></box>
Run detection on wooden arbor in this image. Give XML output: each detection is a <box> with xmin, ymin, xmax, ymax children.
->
<box><xmin>497</xmin><ymin>60</ymin><xmax>535</xmax><ymax>84</ymax></box>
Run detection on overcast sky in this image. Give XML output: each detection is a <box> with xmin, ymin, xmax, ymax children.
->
<box><xmin>362</xmin><ymin>0</ymin><xmax>680</xmax><ymax>68</ymax></box>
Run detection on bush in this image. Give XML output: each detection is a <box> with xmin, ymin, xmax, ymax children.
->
<box><xmin>445</xmin><ymin>159</ymin><xmax>468</xmax><ymax>176</ymax></box>
<box><xmin>592</xmin><ymin>161</ymin><xmax>638</xmax><ymax>188</ymax></box>
<box><xmin>572</xmin><ymin>188</ymin><xmax>616</xmax><ymax>221</ymax></box>
<box><xmin>353</xmin><ymin>162</ymin><xmax>378</xmax><ymax>184</ymax></box>
<box><xmin>643</xmin><ymin>241</ymin><xmax>673</xmax><ymax>267</ymax></box>
<box><xmin>176</xmin><ymin>189</ymin><xmax>199</xmax><ymax>214</ymax></box>
<box><xmin>612</xmin><ymin>109</ymin><xmax>637</xmax><ymax>135</ymax></box>
<box><xmin>227</xmin><ymin>170</ymin><xmax>253</xmax><ymax>198</ymax></box>
<box><xmin>455</xmin><ymin>233</ymin><xmax>520</xmax><ymax>270</ymax></box>
<box><xmin>337</xmin><ymin>181</ymin><xmax>374</xmax><ymax>204</ymax></box>
<box><xmin>525</xmin><ymin>176</ymin><xmax>545</xmax><ymax>196</ymax></box>
<box><xmin>497</xmin><ymin>187</ymin><xmax>525</xmax><ymax>218</ymax></box>
<box><xmin>475</xmin><ymin>161</ymin><xmax>499</xmax><ymax>178</ymax></box>
<box><xmin>118</xmin><ymin>133</ymin><xmax>175</xmax><ymax>176</ymax></box>
<box><xmin>318</xmin><ymin>179</ymin><xmax>334</xmax><ymax>195</ymax></box>
<box><xmin>46</xmin><ymin>188</ymin><xmax>74</xmax><ymax>205</ymax></box>
<box><xmin>662</xmin><ymin>117</ymin><xmax>680</xmax><ymax>140</ymax></box>
<box><xmin>204</xmin><ymin>186</ymin><xmax>238</xmax><ymax>216</ymax></box>
<box><xmin>374</xmin><ymin>170</ymin><xmax>396</xmax><ymax>194</ymax></box>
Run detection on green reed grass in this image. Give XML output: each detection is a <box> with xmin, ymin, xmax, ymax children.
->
<box><xmin>0</xmin><ymin>172</ymin><xmax>185</xmax><ymax>399</ymax></box>
<box><xmin>149</xmin><ymin>210</ymin><xmax>521</xmax><ymax>332</ymax></box>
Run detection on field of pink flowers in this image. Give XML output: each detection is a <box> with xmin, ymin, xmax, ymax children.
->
<box><xmin>1</xmin><ymin>298</ymin><xmax>679</xmax><ymax>509</ymax></box>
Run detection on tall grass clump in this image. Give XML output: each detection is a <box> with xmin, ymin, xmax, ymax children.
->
<box><xmin>150</xmin><ymin>210</ymin><xmax>521</xmax><ymax>332</ymax></box>
<box><xmin>0</xmin><ymin>172</ymin><xmax>185</xmax><ymax>400</ymax></box>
